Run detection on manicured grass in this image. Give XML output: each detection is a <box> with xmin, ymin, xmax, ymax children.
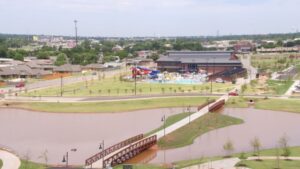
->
<box><xmin>237</xmin><ymin>160</ymin><xmax>300</xmax><ymax>169</ymax></box>
<box><xmin>174</xmin><ymin>157</ymin><xmax>222</xmax><ymax>169</ymax></box>
<box><xmin>114</xmin><ymin>164</ymin><xmax>164</xmax><ymax>169</ymax></box>
<box><xmin>242</xmin><ymin>79</ymin><xmax>294</xmax><ymax>95</ymax></box>
<box><xmin>226</xmin><ymin>97</ymin><xmax>300</xmax><ymax>114</ymax></box>
<box><xmin>146</xmin><ymin>112</ymin><xmax>190</xmax><ymax>136</ymax></box>
<box><xmin>158</xmin><ymin>113</ymin><xmax>243</xmax><ymax>149</ymax></box>
<box><xmin>225</xmin><ymin>97</ymin><xmax>250</xmax><ymax>108</ymax></box>
<box><xmin>255</xmin><ymin>99</ymin><xmax>300</xmax><ymax>113</ymax></box>
<box><xmin>172</xmin><ymin>146</ymin><xmax>300</xmax><ymax>168</ymax></box>
<box><xmin>267</xmin><ymin>80</ymin><xmax>294</xmax><ymax>95</ymax></box>
<box><xmin>9</xmin><ymin>97</ymin><xmax>214</xmax><ymax>113</ymax></box>
<box><xmin>19</xmin><ymin>160</ymin><xmax>46</xmax><ymax>169</ymax></box>
<box><xmin>23</xmin><ymin>76</ymin><xmax>234</xmax><ymax>97</ymax></box>
<box><xmin>0</xmin><ymin>159</ymin><xmax>2</xmax><ymax>168</ymax></box>
<box><xmin>251</xmin><ymin>53</ymin><xmax>300</xmax><ymax>72</ymax></box>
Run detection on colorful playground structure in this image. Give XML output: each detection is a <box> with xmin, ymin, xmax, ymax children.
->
<box><xmin>131</xmin><ymin>66</ymin><xmax>160</xmax><ymax>79</ymax></box>
<box><xmin>131</xmin><ymin>66</ymin><xmax>207</xmax><ymax>85</ymax></box>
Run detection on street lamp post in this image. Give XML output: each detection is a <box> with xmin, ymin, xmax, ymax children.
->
<box><xmin>161</xmin><ymin>115</ymin><xmax>166</xmax><ymax>137</ymax></box>
<box><xmin>60</xmin><ymin>75</ymin><xmax>63</xmax><ymax>97</ymax></box>
<box><xmin>187</xmin><ymin>105</ymin><xmax>191</xmax><ymax>124</ymax></box>
<box><xmin>134</xmin><ymin>62</ymin><xmax>137</xmax><ymax>96</ymax></box>
<box><xmin>62</xmin><ymin>148</ymin><xmax>77</xmax><ymax>168</ymax></box>
<box><xmin>211</xmin><ymin>57</ymin><xmax>216</xmax><ymax>94</ymax></box>
<box><xmin>99</xmin><ymin>140</ymin><xmax>105</xmax><ymax>169</ymax></box>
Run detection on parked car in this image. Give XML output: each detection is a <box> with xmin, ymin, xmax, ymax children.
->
<box><xmin>15</xmin><ymin>82</ymin><xmax>25</xmax><ymax>88</ymax></box>
<box><xmin>215</xmin><ymin>78</ymin><xmax>225</xmax><ymax>83</ymax></box>
<box><xmin>228</xmin><ymin>91</ymin><xmax>238</xmax><ymax>96</ymax></box>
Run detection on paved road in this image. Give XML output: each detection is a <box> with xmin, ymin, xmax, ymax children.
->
<box><xmin>1</xmin><ymin>68</ymin><xmax>124</xmax><ymax>95</ymax></box>
<box><xmin>0</xmin><ymin>150</ymin><xmax>21</xmax><ymax>169</ymax></box>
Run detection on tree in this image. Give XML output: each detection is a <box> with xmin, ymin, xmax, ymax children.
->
<box><xmin>279</xmin><ymin>135</ymin><xmax>291</xmax><ymax>160</ymax></box>
<box><xmin>149</xmin><ymin>53</ymin><xmax>159</xmax><ymax>61</ymax></box>
<box><xmin>250</xmin><ymin>137</ymin><xmax>262</xmax><ymax>159</ymax></box>
<box><xmin>55</xmin><ymin>53</ymin><xmax>67</xmax><ymax>66</ymax></box>
<box><xmin>223</xmin><ymin>140</ymin><xmax>234</xmax><ymax>157</ymax></box>
<box><xmin>38</xmin><ymin>149</ymin><xmax>48</xmax><ymax>167</ymax></box>
<box><xmin>241</xmin><ymin>84</ymin><xmax>248</xmax><ymax>94</ymax></box>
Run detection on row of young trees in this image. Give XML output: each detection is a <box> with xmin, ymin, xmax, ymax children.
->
<box><xmin>223</xmin><ymin>135</ymin><xmax>291</xmax><ymax>160</ymax></box>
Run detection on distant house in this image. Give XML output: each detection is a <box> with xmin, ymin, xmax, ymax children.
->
<box><xmin>157</xmin><ymin>51</ymin><xmax>243</xmax><ymax>74</ymax></box>
<box><xmin>0</xmin><ymin>64</ymin><xmax>51</xmax><ymax>79</ymax></box>
<box><xmin>83</xmin><ymin>64</ymin><xmax>106</xmax><ymax>71</ymax></box>
<box><xmin>53</xmin><ymin>64</ymin><xmax>82</xmax><ymax>73</ymax></box>
<box><xmin>234</xmin><ymin>41</ymin><xmax>255</xmax><ymax>53</ymax></box>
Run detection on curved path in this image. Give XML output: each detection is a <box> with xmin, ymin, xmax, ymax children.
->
<box><xmin>184</xmin><ymin>156</ymin><xmax>300</xmax><ymax>169</ymax></box>
<box><xmin>0</xmin><ymin>150</ymin><xmax>21</xmax><ymax>169</ymax></box>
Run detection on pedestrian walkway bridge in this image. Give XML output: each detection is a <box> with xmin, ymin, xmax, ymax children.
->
<box><xmin>85</xmin><ymin>94</ymin><xmax>230</xmax><ymax>169</ymax></box>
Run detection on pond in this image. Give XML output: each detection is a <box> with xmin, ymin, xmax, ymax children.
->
<box><xmin>129</xmin><ymin>108</ymin><xmax>300</xmax><ymax>164</ymax></box>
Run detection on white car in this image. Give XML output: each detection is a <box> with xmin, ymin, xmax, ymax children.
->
<box><xmin>215</xmin><ymin>78</ymin><xmax>225</xmax><ymax>83</ymax></box>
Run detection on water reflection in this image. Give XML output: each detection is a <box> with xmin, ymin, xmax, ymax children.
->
<box><xmin>130</xmin><ymin>108</ymin><xmax>300</xmax><ymax>164</ymax></box>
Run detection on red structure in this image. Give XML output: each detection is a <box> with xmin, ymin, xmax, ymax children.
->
<box><xmin>103</xmin><ymin>135</ymin><xmax>157</xmax><ymax>168</ymax></box>
<box><xmin>209</xmin><ymin>99</ymin><xmax>225</xmax><ymax>112</ymax></box>
<box><xmin>85</xmin><ymin>134</ymin><xmax>144</xmax><ymax>166</ymax></box>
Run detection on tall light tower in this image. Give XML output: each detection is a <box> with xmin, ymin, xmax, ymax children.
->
<box><xmin>74</xmin><ymin>20</ymin><xmax>78</xmax><ymax>46</ymax></box>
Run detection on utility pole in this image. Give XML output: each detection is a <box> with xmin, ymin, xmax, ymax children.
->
<box><xmin>60</xmin><ymin>75</ymin><xmax>63</xmax><ymax>97</ymax></box>
<box><xmin>134</xmin><ymin>62</ymin><xmax>137</xmax><ymax>95</ymax></box>
<box><xmin>211</xmin><ymin>57</ymin><xmax>215</xmax><ymax>94</ymax></box>
<box><xmin>74</xmin><ymin>20</ymin><xmax>78</xmax><ymax>47</ymax></box>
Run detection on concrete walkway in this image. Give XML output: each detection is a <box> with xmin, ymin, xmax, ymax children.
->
<box><xmin>183</xmin><ymin>158</ymin><xmax>245</xmax><ymax>169</ymax></box>
<box><xmin>184</xmin><ymin>156</ymin><xmax>300</xmax><ymax>169</ymax></box>
<box><xmin>0</xmin><ymin>150</ymin><xmax>21</xmax><ymax>169</ymax></box>
<box><xmin>153</xmin><ymin>94</ymin><xmax>229</xmax><ymax>139</ymax></box>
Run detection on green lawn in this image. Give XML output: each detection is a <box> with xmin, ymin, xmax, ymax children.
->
<box><xmin>267</xmin><ymin>80</ymin><xmax>294</xmax><ymax>95</ymax></box>
<box><xmin>173</xmin><ymin>146</ymin><xmax>300</xmax><ymax>169</ymax></box>
<box><xmin>251</xmin><ymin>53</ymin><xmax>300</xmax><ymax>72</ymax></box>
<box><xmin>0</xmin><ymin>159</ymin><xmax>2</xmax><ymax>168</ymax></box>
<box><xmin>255</xmin><ymin>99</ymin><xmax>300</xmax><ymax>113</ymax></box>
<box><xmin>19</xmin><ymin>160</ymin><xmax>46</xmax><ymax>169</ymax></box>
<box><xmin>114</xmin><ymin>164</ymin><xmax>164</xmax><ymax>169</ymax></box>
<box><xmin>23</xmin><ymin>76</ymin><xmax>234</xmax><ymax>97</ymax></box>
<box><xmin>242</xmin><ymin>79</ymin><xmax>294</xmax><ymax>95</ymax></box>
<box><xmin>225</xmin><ymin>97</ymin><xmax>300</xmax><ymax>114</ymax></box>
<box><xmin>174</xmin><ymin>157</ymin><xmax>222</xmax><ymax>169</ymax></box>
<box><xmin>225</xmin><ymin>97</ymin><xmax>250</xmax><ymax>108</ymax></box>
<box><xmin>146</xmin><ymin>112</ymin><xmax>190</xmax><ymax>136</ymax></box>
<box><xmin>158</xmin><ymin>113</ymin><xmax>243</xmax><ymax>149</ymax></box>
<box><xmin>9</xmin><ymin>97</ymin><xmax>214</xmax><ymax>113</ymax></box>
<box><xmin>237</xmin><ymin>160</ymin><xmax>300</xmax><ymax>169</ymax></box>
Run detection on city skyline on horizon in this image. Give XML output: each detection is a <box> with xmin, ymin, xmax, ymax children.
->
<box><xmin>0</xmin><ymin>0</ymin><xmax>299</xmax><ymax>37</ymax></box>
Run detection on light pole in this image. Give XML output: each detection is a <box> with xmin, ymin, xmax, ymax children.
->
<box><xmin>161</xmin><ymin>115</ymin><xmax>166</xmax><ymax>137</ymax></box>
<box><xmin>99</xmin><ymin>140</ymin><xmax>105</xmax><ymax>169</ymax></box>
<box><xmin>74</xmin><ymin>20</ymin><xmax>78</xmax><ymax>46</ymax></box>
<box><xmin>211</xmin><ymin>57</ymin><xmax>216</xmax><ymax>94</ymax></box>
<box><xmin>134</xmin><ymin>62</ymin><xmax>137</xmax><ymax>96</ymax></box>
<box><xmin>187</xmin><ymin>105</ymin><xmax>191</xmax><ymax>124</ymax></box>
<box><xmin>60</xmin><ymin>75</ymin><xmax>63</xmax><ymax>97</ymax></box>
<box><xmin>62</xmin><ymin>148</ymin><xmax>77</xmax><ymax>168</ymax></box>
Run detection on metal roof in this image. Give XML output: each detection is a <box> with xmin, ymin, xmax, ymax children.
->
<box><xmin>157</xmin><ymin>51</ymin><xmax>241</xmax><ymax>64</ymax></box>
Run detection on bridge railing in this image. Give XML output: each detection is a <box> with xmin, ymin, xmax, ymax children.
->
<box><xmin>85</xmin><ymin>134</ymin><xmax>144</xmax><ymax>166</ymax></box>
<box><xmin>209</xmin><ymin>99</ymin><xmax>225</xmax><ymax>112</ymax></box>
<box><xmin>104</xmin><ymin>135</ymin><xmax>157</xmax><ymax>168</ymax></box>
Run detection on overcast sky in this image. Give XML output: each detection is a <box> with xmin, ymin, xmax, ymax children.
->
<box><xmin>0</xmin><ymin>0</ymin><xmax>299</xmax><ymax>37</ymax></box>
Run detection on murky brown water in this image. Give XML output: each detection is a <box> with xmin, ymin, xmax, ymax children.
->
<box><xmin>0</xmin><ymin>107</ymin><xmax>189</xmax><ymax>165</ymax></box>
<box><xmin>130</xmin><ymin>108</ymin><xmax>300</xmax><ymax>164</ymax></box>
<box><xmin>1</xmin><ymin>107</ymin><xmax>300</xmax><ymax>166</ymax></box>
